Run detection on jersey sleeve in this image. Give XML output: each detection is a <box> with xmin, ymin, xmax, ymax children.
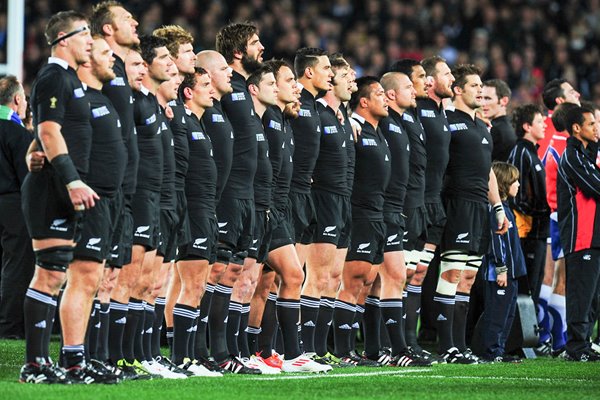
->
<box><xmin>34</xmin><ymin>70</ymin><xmax>70</xmax><ymax>126</ymax></box>
<box><xmin>560</xmin><ymin>147</ymin><xmax>600</xmax><ymax>200</ymax></box>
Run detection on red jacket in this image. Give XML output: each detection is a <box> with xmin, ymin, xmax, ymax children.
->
<box><xmin>541</xmin><ymin>115</ymin><xmax>569</xmax><ymax>211</ymax></box>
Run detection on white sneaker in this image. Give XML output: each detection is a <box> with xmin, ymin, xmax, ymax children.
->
<box><xmin>282</xmin><ymin>354</ymin><xmax>332</xmax><ymax>373</ymax></box>
<box><xmin>147</xmin><ymin>360</ymin><xmax>187</xmax><ymax>379</ymax></box>
<box><xmin>243</xmin><ymin>356</ymin><xmax>280</xmax><ymax>375</ymax></box>
<box><xmin>180</xmin><ymin>360</ymin><xmax>223</xmax><ymax>377</ymax></box>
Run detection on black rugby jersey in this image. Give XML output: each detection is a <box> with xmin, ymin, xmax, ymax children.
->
<box><xmin>490</xmin><ymin>115</ymin><xmax>517</xmax><ymax>162</ymax></box>
<box><xmin>102</xmin><ymin>55</ymin><xmax>138</xmax><ymax>194</ymax></box>
<box><xmin>168</xmin><ymin>99</ymin><xmax>189</xmax><ymax>192</ymax></box>
<box><xmin>159</xmin><ymin>111</ymin><xmax>176</xmax><ymax>209</ymax></box>
<box><xmin>203</xmin><ymin>100</ymin><xmax>234</xmax><ymax>203</ymax></box>
<box><xmin>290</xmin><ymin>88</ymin><xmax>321</xmax><ymax>194</ymax></box>
<box><xmin>340</xmin><ymin>105</ymin><xmax>355</xmax><ymax>196</ymax></box>
<box><xmin>220</xmin><ymin>70</ymin><xmax>259</xmax><ymax>199</ymax></box>
<box><xmin>313</xmin><ymin>99</ymin><xmax>348</xmax><ymax>195</ymax></box>
<box><xmin>185</xmin><ymin>109</ymin><xmax>217</xmax><ymax>214</ymax></box>
<box><xmin>31</xmin><ymin>57</ymin><xmax>92</xmax><ymax>177</ymax></box>
<box><xmin>508</xmin><ymin>138</ymin><xmax>550</xmax><ymax>239</ymax></box>
<box><xmin>84</xmin><ymin>87</ymin><xmax>126</xmax><ymax>196</ymax></box>
<box><xmin>254</xmin><ymin>114</ymin><xmax>273</xmax><ymax>211</ymax></box>
<box><xmin>380</xmin><ymin>108</ymin><xmax>410</xmax><ymax>213</ymax></box>
<box><xmin>133</xmin><ymin>86</ymin><xmax>163</xmax><ymax>192</ymax></box>
<box><xmin>399</xmin><ymin>107</ymin><xmax>427</xmax><ymax>209</ymax></box>
<box><xmin>416</xmin><ymin>98</ymin><xmax>451</xmax><ymax>202</ymax></box>
<box><xmin>263</xmin><ymin>105</ymin><xmax>293</xmax><ymax>213</ymax></box>
<box><xmin>350</xmin><ymin>113</ymin><xmax>391</xmax><ymax>220</ymax></box>
<box><xmin>444</xmin><ymin>108</ymin><xmax>493</xmax><ymax>203</ymax></box>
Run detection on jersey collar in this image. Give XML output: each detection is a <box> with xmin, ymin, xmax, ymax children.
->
<box><xmin>48</xmin><ymin>56</ymin><xmax>69</xmax><ymax>70</ymax></box>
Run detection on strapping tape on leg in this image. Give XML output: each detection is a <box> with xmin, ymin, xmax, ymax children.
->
<box><xmin>436</xmin><ymin>251</ymin><xmax>469</xmax><ymax>296</ymax></box>
<box><xmin>35</xmin><ymin>246</ymin><xmax>74</xmax><ymax>272</ymax></box>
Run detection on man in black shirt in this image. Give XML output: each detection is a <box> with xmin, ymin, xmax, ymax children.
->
<box><xmin>226</xmin><ymin>66</ymin><xmax>280</xmax><ymax>373</ymax></box>
<box><xmin>169</xmin><ymin>67</ymin><xmax>223</xmax><ymax>377</ymax></box>
<box><xmin>508</xmin><ymin>104</ymin><xmax>550</xmax><ymax>319</ymax></box>
<box><xmin>310</xmin><ymin>54</ymin><xmax>354</xmax><ymax>365</ymax></box>
<box><xmin>388</xmin><ymin>60</ymin><xmax>429</xmax><ymax>276</ymax></box>
<box><xmin>152</xmin><ymin>27</ymin><xmax>197</xmax><ymax>370</ymax></box>
<box><xmin>375</xmin><ymin>71</ymin><xmax>429</xmax><ymax>366</ymax></box>
<box><xmin>332</xmin><ymin>77</ymin><xmax>391</xmax><ymax>365</ymax></box>
<box><xmin>211</xmin><ymin>23</ymin><xmax>264</xmax><ymax>372</ymax></box>
<box><xmin>20</xmin><ymin>11</ymin><xmax>97</xmax><ymax>384</ymax></box>
<box><xmin>65</xmin><ymin>37</ymin><xmax>127</xmax><ymax>383</ymax></box>
<box><xmin>0</xmin><ymin>76</ymin><xmax>34</xmax><ymax>340</ymax></box>
<box><xmin>90</xmin><ymin>2</ymin><xmax>140</xmax><ymax>375</ymax></box>
<box><xmin>557</xmin><ymin>106</ymin><xmax>600</xmax><ymax>362</ymax></box>
<box><xmin>435</xmin><ymin>64</ymin><xmax>507</xmax><ymax>363</ymax></box>
<box><xmin>290</xmin><ymin>47</ymin><xmax>335</xmax><ymax>354</ymax></box>
<box><xmin>481</xmin><ymin>79</ymin><xmax>516</xmax><ymax>162</ymax></box>
<box><xmin>192</xmin><ymin>49</ymin><xmax>234</xmax><ymax>366</ymax></box>
<box><xmin>116</xmin><ymin>36</ymin><xmax>173</xmax><ymax>374</ymax></box>
<box><xmin>410</xmin><ymin>56</ymin><xmax>454</xmax><ymax>352</ymax></box>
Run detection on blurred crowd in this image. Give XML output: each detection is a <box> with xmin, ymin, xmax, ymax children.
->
<box><xmin>1</xmin><ymin>0</ymin><xmax>599</xmax><ymax>107</ymax></box>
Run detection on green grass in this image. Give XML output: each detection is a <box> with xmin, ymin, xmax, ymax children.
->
<box><xmin>1</xmin><ymin>339</ymin><xmax>599</xmax><ymax>399</ymax></box>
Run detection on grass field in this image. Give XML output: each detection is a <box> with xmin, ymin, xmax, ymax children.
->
<box><xmin>1</xmin><ymin>339</ymin><xmax>599</xmax><ymax>400</ymax></box>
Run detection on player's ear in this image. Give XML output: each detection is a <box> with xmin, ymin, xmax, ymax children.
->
<box><xmin>183</xmin><ymin>86</ymin><xmax>193</xmax><ymax>100</ymax></box>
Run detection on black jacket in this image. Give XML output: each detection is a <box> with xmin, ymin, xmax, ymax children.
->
<box><xmin>557</xmin><ymin>136</ymin><xmax>600</xmax><ymax>255</ymax></box>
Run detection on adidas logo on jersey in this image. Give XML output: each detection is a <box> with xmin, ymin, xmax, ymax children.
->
<box><xmin>583</xmin><ymin>254</ymin><xmax>592</xmax><ymax>261</ymax></box>
<box><xmin>115</xmin><ymin>317</ymin><xmax>127</xmax><ymax>325</ymax></box>
<box><xmin>201</xmin><ymin>316</ymin><xmax>208</xmax><ymax>323</ymax></box>
<box><xmin>338</xmin><ymin>324</ymin><xmax>352</xmax><ymax>330</ymax></box>
<box><xmin>34</xmin><ymin>320</ymin><xmax>47</xmax><ymax>329</ymax></box>
<box><xmin>385</xmin><ymin>154</ymin><xmax>389</xmax><ymax>161</ymax></box>
<box><xmin>385</xmin><ymin>319</ymin><xmax>397</xmax><ymax>325</ymax></box>
<box><xmin>436</xmin><ymin>314</ymin><xmax>447</xmax><ymax>321</ymax></box>
<box><xmin>303</xmin><ymin>320</ymin><xmax>316</xmax><ymax>327</ymax></box>
<box><xmin>482</xmin><ymin>137</ymin><xmax>489</xmax><ymax>144</ymax></box>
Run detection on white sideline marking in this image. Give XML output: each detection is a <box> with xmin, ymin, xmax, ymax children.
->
<box><xmin>249</xmin><ymin>370</ymin><xmax>596</xmax><ymax>383</ymax></box>
<box><xmin>396</xmin><ymin>374</ymin><xmax>596</xmax><ymax>383</ymax></box>
<box><xmin>249</xmin><ymin>369</ymin><xmax>429</xmax><ymax>380</ymax></box>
